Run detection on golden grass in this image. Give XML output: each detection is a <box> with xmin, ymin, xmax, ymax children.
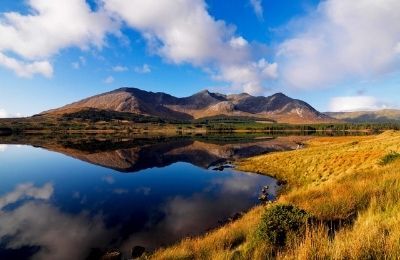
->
<box><xmin>150</xmin><ymin>131</ymin><xmax>400</xmax><ymax>259</ymax></box>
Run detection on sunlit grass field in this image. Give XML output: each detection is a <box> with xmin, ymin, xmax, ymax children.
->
<box><xmin>151</xmin><ymin>131</ymin><xmax>400</xmax><ymax>259</ymax></box>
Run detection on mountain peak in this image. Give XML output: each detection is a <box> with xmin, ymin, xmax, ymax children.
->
<box><xmin>271</xmin><ymin>92</ymin><xmax>288</xmax><ymax>98</ymax></box>
<box><xmin>193</xmin><ymin>89</ymin><xmax>212</xmax><ymax>96</ymax></box>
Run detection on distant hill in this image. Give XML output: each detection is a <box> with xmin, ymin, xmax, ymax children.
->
<box><xmin>42</xmin><ymin>87</ymin><xmax>334</xmax><ymax>124</ymax></box>
<box><xmin>326</xmin><ymin>109</ymin><xmax>400</xmax><ymax>123</ymax></box>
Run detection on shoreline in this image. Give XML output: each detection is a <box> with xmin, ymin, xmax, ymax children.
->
<box><xmin>151</xmin><ymin>131</ymin><xmax>400</xmax><ymax>259</ymax></box>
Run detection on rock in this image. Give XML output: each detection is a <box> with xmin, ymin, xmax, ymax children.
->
<box><xmin>276</xmin><ymin>180</ymin><xmax>287</xmax><ymax>186</ymax></box>
<box><xmin>228</xmin><ymin>212</ymin><xmax>242</xmax><ymax>222</ymax></box>
<box><xmin>131</xmin><ymin>246</ymin><xmax>146</xmax><ymax>259</ymax></box>
<box><xmin>212</xmin><ymin>165</ymin><xmax>225</xmax><ymax>171</ymax></box>
<box><xmin>258</xmin><ymin>193</ymin><xmax>269</xmax><ymax>202</ymax></box>
<box><xmin>101</xmin><ymin>249</ymin><xmax>121</xmax><ymax>260</ymax></box>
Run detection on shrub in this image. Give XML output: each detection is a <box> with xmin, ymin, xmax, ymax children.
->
<box><xmin>257</xmin><ymin>204</ymin><xmax>310</xmax><ymax>247</ymax></box>
<box><xmin>379</xmin><ymin>151</ymin><xmax>400</xmax><ymax>165</ymax></box>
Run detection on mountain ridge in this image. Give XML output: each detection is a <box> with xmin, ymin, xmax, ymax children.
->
<box><xmin>326</xmin><ymin>109</ymin><xmax>400</xmax><ymax>123</ymax></box>
<box><xmin>42</xmin><ymin>87</ymin><xmax>335</xmax><ymax>124</ymax></box>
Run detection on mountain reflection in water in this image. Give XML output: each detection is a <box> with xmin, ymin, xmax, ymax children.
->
<box><xmin>0</xmin><ymin>135</ymin><xmax>301</xmax><ymax>259</ymax></box>
<box><xmin>16</xmin><ymin>135</ymin><xmax>303</xmax><ymax>172</ymax></box>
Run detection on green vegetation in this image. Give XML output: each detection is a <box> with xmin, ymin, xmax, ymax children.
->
<box><xmin>379</xmin><ymin>151</ymin><xmax>400</xmax><ymax>165</ymax></box>
<box><xmin>257</xmin><ymin>204</ymin><xmax>310</xmax><ymax>247</ymax></box>
<box><xmin>194</xmin><ymin>115</ymin><xmax>275</xmax><ymax>124</ymax></box>
<box><xmin>62</xmin><ymin>108</ymin><xmax>167</xmax><ymax>123</ymax></box>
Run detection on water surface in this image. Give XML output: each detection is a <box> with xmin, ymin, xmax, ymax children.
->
<box><xmin>0</xmin><ymin>136</ymin><xmax>287</xmax><ymax>259</ymax></box>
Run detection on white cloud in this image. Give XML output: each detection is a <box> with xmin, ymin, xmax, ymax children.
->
<box><xmin>229</xmin><ymin>36</ymin><xmax>248</xmax><ymax>49</ymax></box>
<box><xmin>0</xmin><ymin>109</ymin><xmax>23</xmax><ymax>118</ymax></box>
<box><xmin>216</xmin><ymin>59</ymin><xmax>278</xmax><ymax>94</ymax></box>
<box><xmin>103</xmin><ymin>75</ymin><xmax>114</xmax><ymax>84</ymax></box>
<box><xmin>134</xmin><ymin>64</ymin><xmax>151</xmax><ymax>74</ymax></box>
<box><xmin>0</xmin><ymin>52</ymin><xmax>53</xmax><ymax>78</ymax></box>
<box><xmin>0</xmin><ymin>0</ymin><xmax>277</xmax><ymax>93</ymax></box>
<box><xmin>250</xmin><ymin>0</ymin><xmax>264</xmax><ymax>20</ymax></box>
<box><xmin>112</xmin><ymin>65</ymin><xmax>128</xmax><ymax>72</ymax></box>
<box><xmin>328</xmin><ymin>96</ymin><xmax>387</xmax><ymax>112</ymax></box>
<box><xmin>277</xmin><ymin>0</ymin><xmax>400</xmax><ymax>89</ymax></box>
<box><xmin>103</xmin><ymin>0</ymin><xmax>274</xmax><ymax>94</ymax></box>
<box><xmin>0</xmin><ymin>108</ymin><xmax>7</xmax><ymax>118</ymax></box>
<box><xmin>258</xmin><ymin>59</ymin><xmax>278</xmax><ymax>79</ymax></box>
<box><xmin>0</xmin><ymin>144</ymin><xmax>7</xmax><ymax>152</ymax></box>
<box><xmin>0</xmin><ymin>0</ymin><xmax>116</xmax><ymax>77</ymax></box>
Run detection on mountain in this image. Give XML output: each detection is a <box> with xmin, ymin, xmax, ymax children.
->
<box><xmin>42</xmin><ymin>87</ymin><xmax>334</xmax><ymax>123</ymax></box>
<box><xmin>326</xmin><ymin>109</ymin><xmax>400</xmax><ymax>123</ymax></box>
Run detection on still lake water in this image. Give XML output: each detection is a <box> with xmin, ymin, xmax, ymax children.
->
<box><xmin>0</xmin><ymin>137</ymin><xmax>286</xmax><ymax>260</ymax></box>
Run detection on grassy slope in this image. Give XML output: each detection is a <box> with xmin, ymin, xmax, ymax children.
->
<box><xmin>151</xmin><ymin>131</ymin><xmax>400</xmax><ymax>259</ymax></box>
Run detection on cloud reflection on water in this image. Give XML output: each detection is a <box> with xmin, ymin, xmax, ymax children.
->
<box><xmin>119</xmin><ymin>172</ymin><xmax>275</xmax><ymax>251</ymax></box>
<box><xmin>0</xmin><ymin>183</ymin><xmax>114</xmax><ymax>260</ymax></box>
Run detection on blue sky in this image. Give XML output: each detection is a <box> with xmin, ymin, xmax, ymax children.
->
<box><xmin>0</xmin><ymin>0</ymin><xmax>399</xmax><ymax>117</ymax></box>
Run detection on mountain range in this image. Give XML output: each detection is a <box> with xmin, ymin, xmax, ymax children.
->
<box><xmin>326</xmin><ymin>109</ymin><xmax>400</xmax><ymax>123</ymax></box>
<box><xmin>42</xmin><ymin>87</ymin><xmax>333</xmax><ymax>124</ymax></box>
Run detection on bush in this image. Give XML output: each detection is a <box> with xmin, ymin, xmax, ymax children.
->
<box><xmin>257</xmin><ymin>204</ymin><xmax>310</xmax><ymax>247</ymax></box>
<box><xmin>379</xmin><ymin>151</ymin><xmax>400</xmax><ymax>165</ymax></box>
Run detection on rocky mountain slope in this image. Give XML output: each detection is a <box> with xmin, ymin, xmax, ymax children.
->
<box><xmin>42</xmin><ymin>87</ymin><xmax>334</xmax><ymax>123</ymax></box>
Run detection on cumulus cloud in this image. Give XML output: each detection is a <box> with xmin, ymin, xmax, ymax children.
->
<box><xmin>134</xmin><ymin>64</ymin><xmax>151</xmax><ymax>74</ymax></box>
<box><xmin>250</xmin><ymin>0</ymin><xmax>264</xmax><ymax>20</ymax></box>
<box><xmin>103</xmin><ymin>0</ymin><xmax>275</xmax><ymax>94</ymax></box>
<box><xmin>328</xmin><ymin>96</ymin><xmax>388</xmax><ymax>112</ymax></box>
<box><xmin>0</xmin><ymin>0</ymin><xmax>277</xmax><ymax>93</ymax></box>
<box><xmin>0</xmin><ymin>0</ymin><xmax>116</xmax><ymax>77</ymax></box>
<box><xmin>277</xmin><ymin>0</ymin><xmax>400</xmax><ymax>89</ymax></box>
<box><xmin>0</xmin><ymin>53</ymin><xmax>52</xmax><ymax>78</ymax></box>
<box><xmin>216</xmin><ymin>59</ymin><xmax>278</xmax><ymax>94</ymax></box>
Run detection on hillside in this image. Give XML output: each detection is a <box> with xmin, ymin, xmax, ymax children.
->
<box><xmin>326</xmin><ymin>109</ymin><xmax>400</xmax><ymax>123</ymax></box>
<box><xmin>42</xmin><ymin>87</ymin><xmax>334</xmax><ymax>124</ymax></box>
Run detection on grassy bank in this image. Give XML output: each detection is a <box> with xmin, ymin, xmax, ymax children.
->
<box><xmin>151</xmin><ymin>131</ymin><xmax>400</xmax><ymax>259</ymax></box>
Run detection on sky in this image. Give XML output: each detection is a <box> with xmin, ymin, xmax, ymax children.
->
<box><xmin>0</xmin><ymin>0</ymin><xmax>400</xmax><ymax>117</ymax></box>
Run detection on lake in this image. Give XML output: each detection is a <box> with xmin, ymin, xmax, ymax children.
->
<box><xmin>0</xmin><ymin>135</ymin><xmax>302</xmax><ymax>259</ymax></box>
